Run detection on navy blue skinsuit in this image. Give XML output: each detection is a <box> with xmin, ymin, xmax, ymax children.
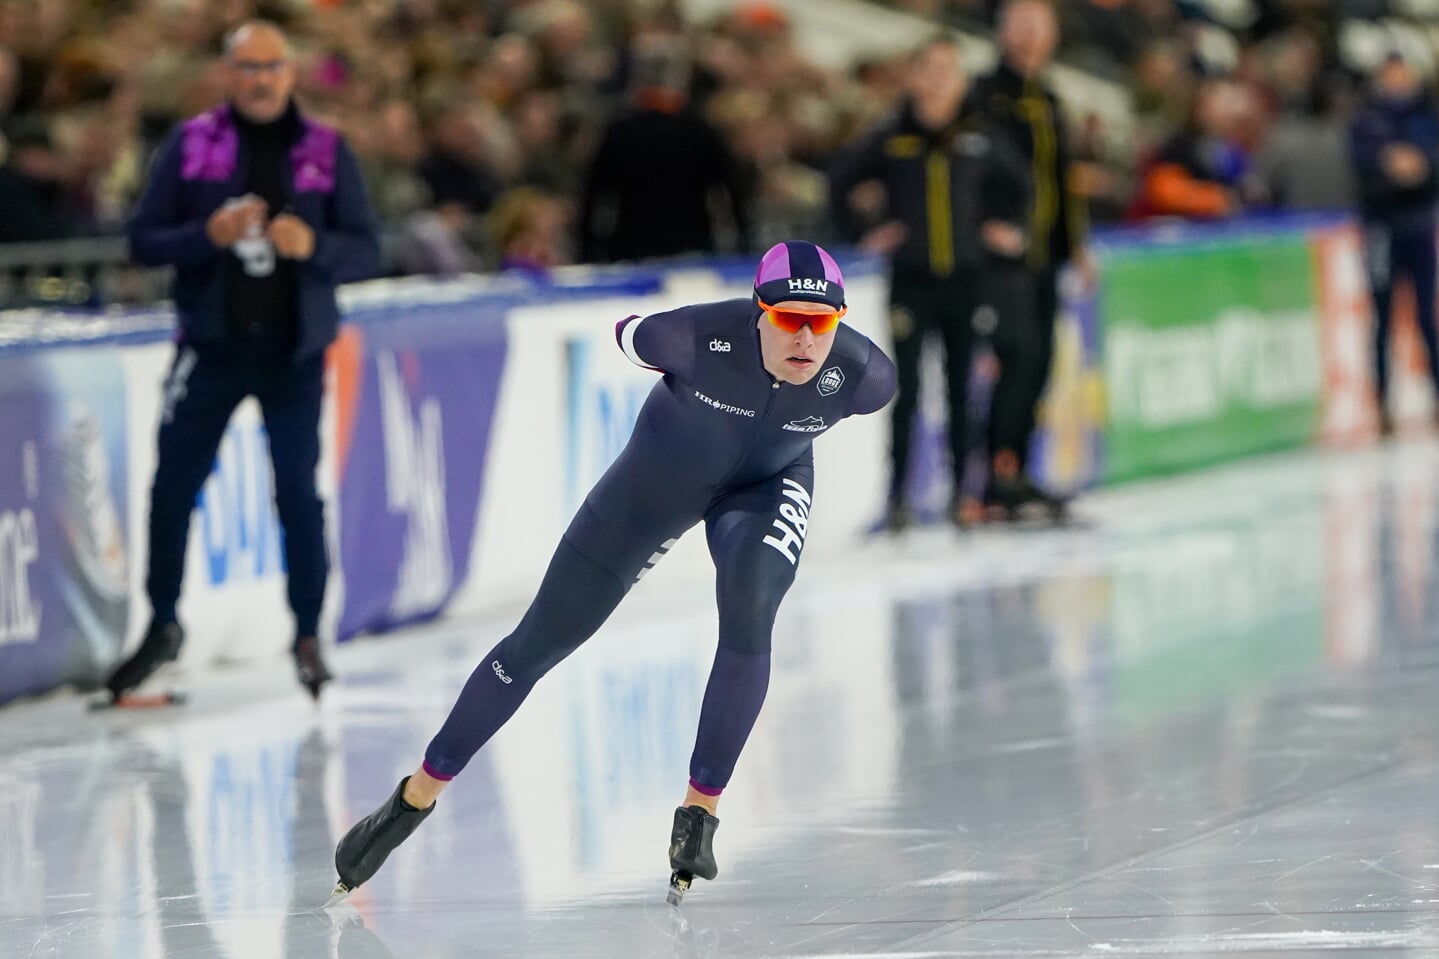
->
<box><xmin>424</xmin><ymin>298</ymin><xmax>897</xmax><ymax>791</ymax></box>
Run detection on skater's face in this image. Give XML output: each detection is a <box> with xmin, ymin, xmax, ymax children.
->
<box><xmin>226</xmin><ymin>23</ymin><xmax>295</xmax><ymax>124</ymax></box>
<box><xmin>757</xmin><ymin>299</ymin><xmax>838</xmax><ymax>385</ymax></box>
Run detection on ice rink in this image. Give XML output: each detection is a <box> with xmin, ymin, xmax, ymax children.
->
<box><xmin>6</xmin><ymin>440</ymin><xmax>1439</xmax><ymax>958</ymax></box>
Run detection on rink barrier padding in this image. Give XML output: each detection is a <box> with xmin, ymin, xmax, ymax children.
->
<box><xmin>0</xmin><ymin>221</ymin><xmax>1412</xmax><ymax>705</ymax></box>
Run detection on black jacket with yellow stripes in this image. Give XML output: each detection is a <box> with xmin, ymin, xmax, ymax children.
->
<box><xmin>828</xmin><ymin>99</ymin><xmax>1029</xmax><ymax>281</ymax></box>
<box><xmin>966</xmin><ymin>63</ymin><xmax>1087</xmax><ymax>271</ymax></box>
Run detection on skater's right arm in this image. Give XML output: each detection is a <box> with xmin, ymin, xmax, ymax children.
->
<box><xmin>615</xmin><ymin>306</ymin><xmax>698</xmax><ymax>381</ymax></box>
<box><xmin>128</xmin><ymin>129</ymin><xmax>222</xmax><ymax>268</ymax></box>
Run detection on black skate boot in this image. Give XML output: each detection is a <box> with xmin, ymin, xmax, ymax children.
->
<box><xmin>331</xmin><ymin>777</ymin><xmax>435</xmax><ymax>901</ymax></box>
<box><xmin>106</xmin><ymin>620</ymin><xmax>184</xmax><ymax>701</ymax></box>
<box><xmin>667</xmin><ymin>805</ymin><xmax>719</xmax><ymax>905</ymax></box>
<box><xmin>293</xmin><ymin>635</ymin><xmax>332</xmax><ymax>700</ymax></box>
<box><xmin>986</xmin><ymin>474</ymin><xmax>1069</xmax><ymax>525</ymax></box>
<box><xmin>1008</xmin><ymin>474</ymin><xmax>1069</xmax><ymax>525</ymax></box>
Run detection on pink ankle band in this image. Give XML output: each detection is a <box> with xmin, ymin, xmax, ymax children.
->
<box><xmin>422</xmin><ymin>760</ymin><xmax>455</xmax><ymax>782</ymax></box>
<box><xmin>688</xmin><ymin>778</ymin><xmax>723</xmax><ymax>797</ymax></box>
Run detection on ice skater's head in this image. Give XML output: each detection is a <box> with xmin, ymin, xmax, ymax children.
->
<box><xmin>753</xmin><ymin>241</ymin><xmax>845</xmax><ymax>386</ymax></box>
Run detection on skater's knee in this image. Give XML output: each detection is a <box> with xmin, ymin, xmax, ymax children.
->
<box><xmin>716</xmin><ymin>598</ymin><xmax>778</xmax><ymax>655</ymax></box>
<box><xmin>716</xmin><ymin>569</ymin><xmax>788</xmax><ymax>655</ymax></box>
<box><xmin>492</xmin><ymin>631</ymin><xmax>575</xmax><ymax>681</ymax></box>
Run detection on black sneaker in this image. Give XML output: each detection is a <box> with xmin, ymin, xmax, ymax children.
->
<box><xmin>333</xmin><ymin>777</ymin><xmax>435</xmax><ymax>895</ymax></box>
<box><xmin>106</xmin><ymin>620</ymin><xmax>184</xmax><ymax>699</ymax></box>
<box><xmin>293</xmin><ymin>636</ymin><xmax>332</xmax><ymax>700</ymax></box>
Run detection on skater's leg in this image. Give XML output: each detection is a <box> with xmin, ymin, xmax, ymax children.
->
<box><xmin>686</xmin><ymin>460</ymin><xmax>813</xmax><ymax>812</ymax></box>
<box><xmin>985</xmin><ymin>267</ymin><xmax>1043</xmax><ymax>479</ymax></box>
<box><xmin>256</xmin><ymin>354</ymin><xmax>327</xmax><ymax>640</ymax></box>
<box><xmin>1367</xmin><ymin>224</ymin><xmax>1397</xmax><ymax>415</ymax></box>
<box><xmin>938</xmin><ymin>275</ymin><xmax>977</xmax><ymax>513</ymax></box>
<box><xmin>110</xmin><ymin>349</ymin><xmax>242</xmax><ymax>697</ymax></box>
<box><xmin>337</xmin><ymin>451</ymin><xmax>702</xmax><ymax>894</ymax></box>
<box><xmin>420</xmin><ymin>534</ymin><xmax>627</xmax><ymax>785</ymax></box>
<box><xmin>885</xmin><ymin>280</ymin><xmax>927</xmax><ymax>517</ymax></box>
<box><xmin>1396</xmin><ymin>228</ymin><xmax>1439</xmax><ymax>397</ymax></box>
<box><xmin>145</xmin><ymin>348</ymin><xmax>245</xmax><ymax>627</ymax></box>
<box><xmin>337</xmin><ymin>525</ymin><xmax>651</xmax><ymax>891</ymax></box>
<box><xmin>422</xmin><ymin>493</ymin><xmax>694</xmax><ymax>787</ymax></box>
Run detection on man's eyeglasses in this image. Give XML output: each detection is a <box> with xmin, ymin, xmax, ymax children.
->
<box><xmin>232</xmin><ymin>59</ymin><xmax>289</xmax><ymax>76</ymax></box>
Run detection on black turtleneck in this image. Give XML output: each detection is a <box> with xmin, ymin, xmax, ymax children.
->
<box><xmin>225</xmin><ymin>101</ymin><xmax>301</xmax><ymax>357</ymax></box>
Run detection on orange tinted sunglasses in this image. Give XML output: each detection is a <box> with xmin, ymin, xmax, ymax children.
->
<box><xmin>759</xmin><ymin>300</ymin><xmax>846</xmax><ymax>336</ymax></box>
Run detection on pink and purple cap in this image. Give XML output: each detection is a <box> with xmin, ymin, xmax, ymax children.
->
<box><xmin>753</xmin><ymin>241</ymin><xmax>845</xmax><ymax>311</ymax></box>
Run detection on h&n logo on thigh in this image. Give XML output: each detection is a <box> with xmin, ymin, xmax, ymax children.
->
<box><xmin>763</xmin><ymin>479</ymin><xmax>811</xmax><ymax>565</ymax></box>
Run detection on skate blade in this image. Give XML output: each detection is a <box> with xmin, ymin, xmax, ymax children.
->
<box><xmin>666</xmin><ymin>871</ymin><xmax>692</xmax><ymax>906</ymax></box>
<box><xmin>91</xmin><ymin>691</ymin><xmax>188</xmax><ymax>711</ymax></box>
<box><xmin>323</xmin><ymin>882</ymin><xmax>351</xmax><ymax>909</ymax></box>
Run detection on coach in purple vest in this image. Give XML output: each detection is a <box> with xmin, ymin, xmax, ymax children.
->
<box><xmin>108</xmin><ymin>20</ymin><xmax>380</xmax><ymax>705</ymax></box>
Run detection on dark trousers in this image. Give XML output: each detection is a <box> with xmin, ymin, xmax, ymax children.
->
<box><xmin>887</xmin><ymin>271</ymin><xmax>979</xmax><ymax>506</ymax></box>
<box><xmin>987</xmin><ymin>264</ymin><xmax>1055</xmax><ymax>470</ymax></box>
<box><xmin>147</xmin><ymin>346</ymin><xmax>327</xmax><ymax>637</ymax></box>
<box><xmin>1365</xmin><ymin>223</ymin><xmax>1439</xmax><ymax>406</ymax></box>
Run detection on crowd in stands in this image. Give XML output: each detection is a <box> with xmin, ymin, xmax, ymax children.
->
<box><xmin>0</xmin><ymin>0</ymin><xmax>1434</xmax><ymax>276</ymax></box>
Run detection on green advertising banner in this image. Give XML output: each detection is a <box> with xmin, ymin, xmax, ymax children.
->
<box><xmin>1101</xmin><ymin>235</ymin><xmax>1322</xmax><ymax>483</ymax></box>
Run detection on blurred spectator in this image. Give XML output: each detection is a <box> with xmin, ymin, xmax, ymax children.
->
<box><xmin>1070</xmin><ymin>111</ymin><xmax>1134</xmax><ymax>223</ymax></box>
<box><xmin>1256</xmin><ymin>84</ymin><xmax>1355</xmax><ymax>211</ymax></box>
<box><xmin>469</xmin><ymin>34</ymin><xmax>540</xmax><ymax>111</ymax></box>
<box><xmin>1349</xmin><ymin>52</ymin><xmax>1439</xmax><ymax>433</ymax></box>
<box><xmin>114</xmin><ymin>20</ymin><xmax>380</xmax><ymax>702</ymax></box>
<box><xmin>392</xmin><ymin>201</ymin><xmax>477</xmax><ymax>277</ymax></box>
<box><xmin>489</xmin><ymin>186</ymin><xmax>573</xmax><ymax>275</ymax></box>
<box><xmin>580</xmin><ymin>34</ymin><xmax>751</xmax><ymax>262</ymax></box>
<box><xmin>0</xmin><ymin>117</ymin><xmax>75</xmax><ymax>242</ymax></box>
<box><xmin>0</xmin><ymin>0</ymin><xmax>1431</xmax><ymax>303</ymax></box>
<box><xmin>512</xmin><ymin>87</ymin><xmax>581</xmax><ymax>196</ymax></box>
<box><xmin>830</xmin><ymin>36</ymin><xmax>1029</xmax><ymax>530</ymax></box>
<box><xmin>359</xmin><ymin>99</ymin><xmax>433</xmax><ymax>224</ymax></box>
<box><xmin>1132</xmin><ymin>40</ymin><xmax>1193</xmax><ymax>155</ymax></box>
<box><xmin>0</xmin><ymin>44</ymin><xmax>18</xmax><ymax>126</ymax></box>
<box><xmin>967</xmin><ymin>0</ymin><xmax>1091</xmax><ymax>516</ymax></box>
<box><xmin>417</xmin><ymin>99</ymin><xmax>504</xmax><ymax>217</ymax></box>
<box><xmin>1130</xmin><ymin>76</ymin><xmax>1267</xmax><ymax>219</ymax></box>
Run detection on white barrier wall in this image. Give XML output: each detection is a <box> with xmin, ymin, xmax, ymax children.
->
<box><xmin>0</xmin><ymin>256</ymin><xmax>893</xmax><ymax>703</ymax></box>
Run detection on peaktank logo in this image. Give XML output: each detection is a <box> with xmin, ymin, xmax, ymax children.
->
<box><xmin>782</xmin><ymin>416</ymin><xmax>826</xmax><ymax>433</ymax></box>
<box><xmin>816</xmin><ymin>367</ymin><xmax>845</xmax><ymax>396</ymax></box>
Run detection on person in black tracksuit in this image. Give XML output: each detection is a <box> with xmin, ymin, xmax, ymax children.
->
<box><xmin>829</xmin><ymin>35</ymin><xmax>1029</xmax><ymax>529</ymax></box>
<box><xmin>105</xmin><ymin>21</ymin><xmax>380</xmax><ymax>703</ymax></box>
<box><xmin>967</xmin><ymin>0</ymin><xmax>1091</xmax><ymax>511</ymax></box>
<box><xmin>1349</xmin><ymin>53</ymin><xmax>1439</xmax><ymax>434</ymax></box>
<box><xmin>580</xmin><ymin>36</ymin><xmax>751</xmax><ymax>263</ymax></box>
<box><xmin>330</xmin><ymin>241</ymin><xmax>897</xmax><ymax>904</ymax></box>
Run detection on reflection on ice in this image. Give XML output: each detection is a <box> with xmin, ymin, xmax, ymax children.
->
<box><xmin>5</xmin><ymin>444</ymin><xmax>1439</xmax><ymax>956</ymax></box>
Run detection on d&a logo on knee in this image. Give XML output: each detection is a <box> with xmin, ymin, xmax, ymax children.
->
<box><xmin>763</xmin><ymin>479</ymin><xmax>811</xmax><ymax>566</ymax></box>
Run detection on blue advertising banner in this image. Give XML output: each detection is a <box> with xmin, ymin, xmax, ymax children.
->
<box><xmin>335</xmin><ymin>305</ymin><xmax>509</xmax><ymax>639</ymax></box>
<box><xmin>0</xmin><ymin>352</ymin><xmax>129</xmax><ymax>703</ymax></box>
